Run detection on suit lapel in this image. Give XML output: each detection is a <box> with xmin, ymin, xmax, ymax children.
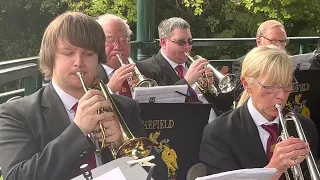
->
<box><xmin>155</xmin><ymin>51</ymin><xmax>180</xmax><ymax>84</ymax></box>
<box><xmin>41</xmin><ymin>82</ymin><xmax>71</xmax><ymax>139</ymax></box>
<box><xmin>96</xmin><ymin>63</ymin><xmax>109</xmax><ymax>84</ymax></box>
<box><xmin>239</xmin><ymin>104</ymin><xmax>268</xmax><ymax>165</ymax></box>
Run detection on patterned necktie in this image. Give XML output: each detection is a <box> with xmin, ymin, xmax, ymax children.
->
<box><xmin>72</xmin><ymin>103</ymin><xmax>97</xmax><ymax>170</ymax></box>
<box><xmin>119</xmin><ymin>80</ymin><xmax>132</xmax><ymax>98</ymax></box>
<box><xmin>175</xmin><ymin>65</ymin><xmax>199</xmax><ymax>102</ymax></box>
<box><xmin>175</xmin><ymin>65</ymin><xmax>184</xmax><ymax>79</ymax></box>
<box><xmin>261</xmin><ymin>124</ymin><xmax>279</xmax><ymax>161</ymax></box>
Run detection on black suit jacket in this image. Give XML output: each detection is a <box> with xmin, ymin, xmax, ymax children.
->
<box><xmin>0</xmin><ymin>82</ymin><xmax>146</xmax><ymax>180</ymax></box>
<box><xmin>96</xmin><ymin>63</ymin><xmax>109</xmax><ymax>84</ymax></box>
<box><xmin>136</xmin><ymin>50</ymin><xmax>233</xmax><ymax>115</ymax></box>
<box><xmin>199</xmin><ymin>101</ymin><xmax>319</xmax><ymax>175</ymax></box>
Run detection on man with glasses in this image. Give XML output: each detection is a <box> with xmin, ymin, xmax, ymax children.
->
<box><xmin>232</xmin><ymin>20</ymin><xmax>288</xmax><ymax>103</ymax></box>
<box><xmin>96</xmin><ymin>14</ymin><xmax>138</xmax><ymax>98</ymax></box>
<box><xmin>200</xmin><ymin>46</ymin><xmax>318</xmax><ymax>179</ymax></box>
<box><xmin>136</xmin><ymin>17</ymin><xmax>233</xmax><ymax>118</ymax></box>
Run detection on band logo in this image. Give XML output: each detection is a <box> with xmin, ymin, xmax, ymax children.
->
<box><xmin>149</xmin><ymin>131</ymin><xmax>178</xmax><ymax>179</ymax></box>
<box><xmin>286</xmin><ymin>83</ymin><xmax>311</xmax><ymax>118</ymax></box>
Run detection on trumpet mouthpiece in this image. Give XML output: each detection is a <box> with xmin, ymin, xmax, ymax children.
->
<box><xmin>76</xmin><ymin>72</ymin><xmax>83</xmax><ymax>77</ymax></box>
<box><xmin>275</xmin><ymin>104</ymin><xmax>282</xmax><ymax>109</ymax></box>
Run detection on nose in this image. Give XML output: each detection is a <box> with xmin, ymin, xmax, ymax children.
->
<box><xmin>275</xmin><ymin>87</ymin><xmax>288</xmax><ymax>101</ymax></box>
<box><xmin>73</xmin><ymin>53</ymin><xmax>84</xmax><ymax>67</ymax></box>
<box><xmin>113</xmin><ymin>39</ymin><xmax>123</xmax><ymax>50</ymax></box>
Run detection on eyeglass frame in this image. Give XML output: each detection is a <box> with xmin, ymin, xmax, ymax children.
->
<box><xmin>255</xmin><ymin>77</ymin><xmax>298</xmax><ymax>94</ymax></box>
<box><xmin>168</xmin><ymin>38</ymin><xmax>193</xmax><ymax>46</ymax></box>
<box><xmin>260</xmin><ymin>36</ymin><xmax>290</xmax><ymax>46</ymax></box>
<box><xmin>105</xmin><ymin>37</ymin><xmax>130</xmax><ymax>46</ymax></box>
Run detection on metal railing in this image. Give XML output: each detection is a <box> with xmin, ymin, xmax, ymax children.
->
<box><xmin>0</xmin><ymin>37</ymin><xmax>318</xmax><ymax>104</ymax></box>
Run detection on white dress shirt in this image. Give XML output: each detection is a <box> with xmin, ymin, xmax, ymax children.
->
<box><xmin>52</xmin><ymin>80</ymin><xmax>103</xmax><ymax>166</ymax></box>
<box><xmin>161</xmin><ymin>50</ymin><xmax>217</xmax><ymax>121</ymax></box>
<box><xmin>247</xmin><ymin>97</ymin><xmax>279</xmax><ymax>153</ymax></box>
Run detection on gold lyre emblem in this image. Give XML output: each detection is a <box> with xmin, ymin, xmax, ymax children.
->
<box><xmin>270</xmin><ymin>144</ymin><xmax>275</xmax><ymax>153</ymax></box>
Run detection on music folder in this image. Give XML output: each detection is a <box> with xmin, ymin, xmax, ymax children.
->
<box><xmin>72</xmin><ymin>157</ymin><xmax>154</xmax><ymax>180</ymax></box>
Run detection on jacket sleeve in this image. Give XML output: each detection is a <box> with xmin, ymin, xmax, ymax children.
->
<box><xmin>199</xmin><ymin>122</ymin><xmax>241</xmax><ymax>175</ymax></box>
<box><xmin>0</xmin><ymin>102</ymin><xmax>93</xmax><ymax>180</ymax></box>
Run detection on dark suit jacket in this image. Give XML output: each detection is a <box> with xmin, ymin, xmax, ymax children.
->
<box><xmin>96</xmin><ymin>63</ymin><xmax>109</xmax><ymax>84</ymax></box>
<box><xmin>199</xmin><ymin>101</ymin><xmax>319</xmax><ymax>175</ymax></box>
<box><xmin>136</xmin><ymin>50</ymin><xmax>233</xmax><ymax>115</ymax></box>
<box><xmin>0</xmin><ymin>82</ymin><xmax>146</xmax><ymax>180</ymax></box>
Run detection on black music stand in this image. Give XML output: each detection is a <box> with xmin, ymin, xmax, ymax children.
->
<box><xmin>140</xmin><ymin>103</ymin><xmax>212</xmax><ymax>180</ymax></box>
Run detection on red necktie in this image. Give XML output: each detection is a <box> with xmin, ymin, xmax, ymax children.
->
<box><xmin>175</xmin><ymin>65</ymin><xmax>184</xmax><ymax>79</ymax></box>
<box><xmin>261</xmin><ymin>124</ymin><xmax>279</xmax><ymax>161</ymax></box>
<box><xmin>119</xmin><ymin>80</ymin><xmax>132</xmax><ymax>98</ymax></box>
<box><xmin>175</xmin><ymin>65</ymin><xmax>200</xmax><ymax>102</ymax></box>
<box><xmin>72</xmin><ymin>103</ymin><xmax>97</xmax><ymax>170</ymax></box>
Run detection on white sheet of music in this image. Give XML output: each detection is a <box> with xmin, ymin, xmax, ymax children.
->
<box><xmin>195</xmin><ymin>168</ymin><xmax>277</xmax><ymax>180</ymax></box>
<box><xmin>93</xmin><ymin>167</ymin><xmax>126</xmax><ymax>180</ymax></box>
<box><xmin>290</xmin><ymin>53</ymin><xmax>313</xmax><ymax>70</ymax></box>
<box><xmin>133</xmin><ymin>85</ymin><xmax>188</xmax><ymax>103</ymax></box>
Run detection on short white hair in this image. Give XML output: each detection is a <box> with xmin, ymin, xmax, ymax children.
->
<box><xmin>96</xmin><ymin>14</ymin><xmax>132</xmax><ymax>37</ymax></box>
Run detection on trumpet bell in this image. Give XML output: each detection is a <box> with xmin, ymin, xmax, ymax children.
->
<box><xmin>219</xmin><ymin>74</ymin><xmax>237</xmax><ymax>93</ymax></box>
<box><xmin>116</xmin><ymin>137</ymin><xmax>154</xmax><ymax>159</ymax></box>
<box><xmin>136</xmin><ymin>78</ymin><xmax>158</xmax><ymax>87</ymax></box>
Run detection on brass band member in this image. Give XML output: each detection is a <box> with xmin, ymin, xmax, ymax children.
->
<box><xmin>136</xmin><ymin>17</ymin><xmax>233</xmax><ymax>118</ymax></box>
<box><xmin>0</xmin><ymin>12</ymin><xmax>146</xmax><ymax>180</ymax></box>
<box><xmin>96</xmin><ymin>14</ymin><xmax>138</xmax><ymax>98</ymax></box>
<box><xmin>232</xmin><ymin>20</ymin><xmax>289</xmax><ymax>102</ymax></box>
<box><xmin>199</xmin><ymin>46</ymin><xmax>318</xmax><ymax>180</ymax></box>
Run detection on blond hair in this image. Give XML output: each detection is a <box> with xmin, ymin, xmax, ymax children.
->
<box><xmin>39</xmin><ymin>11</ymin><xmax>106</xmax><ymax>80</ymax></box>
<box><xmin>237</xmin><ymin>45</ymin><xmax>293</xmax><ymax>107</ymax></box>
<box><xmin>256</xmin><ymin>20</ymin><xmax>285</xmax><ymax>37</ymax></box>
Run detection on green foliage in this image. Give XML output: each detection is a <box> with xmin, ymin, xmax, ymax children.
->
<box><xmin>0</xmin><ymin>175</ymin><xmax>2</xmax><ymax>180</ymax></box>
<box><xmin>65</xmin><ymin>0</ymin><xmax>137</xmax><ymax>22</ymax></box>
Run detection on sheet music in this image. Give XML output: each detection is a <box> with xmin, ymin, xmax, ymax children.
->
<box><xmin>93</xmin><ymin>167</ymin><xmax>127</xmax><ymax>180</ymax></box>
<box><xmin>133</xmin><ymin>85</ymin><xmax>188</xmax><ymax>103</ymax></box>
<box><xmin>195</xmin><ymin>168</ymin><xmax>277</xmax><ymax>180</ymax></box>
<box><xmin>290</xmin><ymin>53</ymin><xmax>314</xmax><ymax>71</ymax></box>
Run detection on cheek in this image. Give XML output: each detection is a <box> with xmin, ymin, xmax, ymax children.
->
<box><xmin>105</xmin><ymin>47</ymin><xmax>113</xmax><ymax>56</ymax></box>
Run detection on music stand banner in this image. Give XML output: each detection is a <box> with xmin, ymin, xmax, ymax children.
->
<box><xmin>140</xmin><ymin>103</ymin><xmax>211</xmax><ymax>180</ymax></box>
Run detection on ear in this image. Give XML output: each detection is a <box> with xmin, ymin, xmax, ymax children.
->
<box><xmin>160</xmin><ymin>37</ymin><xmax>167</xmax><ymax>50</ymax></box>
<box><xmin>241</xmin><ymin>77</ymin><xmax>252</xmax><ymax>93</ymax></box>
<box><xmin>256</xmin><ymin>37</ymin><xmax>261</xmax><ymax>46</ymax></box>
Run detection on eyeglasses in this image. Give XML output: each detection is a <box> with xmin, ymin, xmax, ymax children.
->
<box><xmin>260</xmin><ymin>36</ymin><xmax>289</xmax><ymax>46</ymax></box>
<box><xmin>105</xmin><ymin>37</ymin><xmax>130</xmax><ymax>46</ymax></box>
<box><xmin>255</xmin><ymin>78</ymin><xmax>298</xmax><ymax>94</ymax></box>
<box><xmin>169</xmin><ymin>39</ymin><xmax>193</xmax><ymax>46</ymax></box>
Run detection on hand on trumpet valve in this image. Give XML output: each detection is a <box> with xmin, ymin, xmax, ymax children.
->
<box><xmin>74</xmin><ymin>89</ymin><xmax>115</xmax><ymax>136</ymax></box>
<box><xmin>266</xmin><ymin>137</ymin><xmax>309</xmax><ymax>172</ymax></box>
<box><xmin>108</xmin><ymin>64</ymin><xmax>135</xmax><ymax>93</ymax></box>
<box><xmin>92</xmin><ymin>115</ymin><xmax>122</xmax><ymax>144</ymax></box>
<box><xmin>184</xmin><ymin>58</ymin><xmax>208</xmax><ymax>85</ymax></box>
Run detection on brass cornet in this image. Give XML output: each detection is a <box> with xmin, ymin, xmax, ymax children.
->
<box><xmin>116</xmin><ymin>54</ymin><xmax>158</xmax><ymax>87</ymax></box>
<box><xmin>275</xmin><ymin>104</ymin><xmax>320</xmax><ymax>180</ymax></box>
<box><xmin>184</xmin><ymin>52</ymin><xmax>237</xmax><ymax>96</ymax></box>
<box><xmin>76</xmin><ymin>72</ymin><xmax>153</xmax><ymax>159</ymax></box>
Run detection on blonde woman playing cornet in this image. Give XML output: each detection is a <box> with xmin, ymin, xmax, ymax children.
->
<box><xmin>200</xmin><ymin>45</ymin><xmax>318</xmax><ymax>180</ymax></box>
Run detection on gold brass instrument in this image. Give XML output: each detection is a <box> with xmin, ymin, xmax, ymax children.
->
<box><xmin>184</xmin><ymin>52</ymin><xmax>237</xmax><ymax>96</ymax></box>
<box><xmin>116</xmin><ymin>54</ymin><xmax>158</xmax><ymax>87</ymax></box>
<box><xmin>76</xmin><ymin>72</ymin><xmax>153</xmax><ymax>159</ymax></box>
<box><xmin>275</xmin><ymin>104</ymin><xmax>320</xmax><ymax>180</ymax></box>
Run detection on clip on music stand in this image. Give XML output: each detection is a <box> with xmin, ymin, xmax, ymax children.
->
<box><xmin>72</xmin><ymin>156</ymin><xmax>155</xmax><ymax>180</ymax></box>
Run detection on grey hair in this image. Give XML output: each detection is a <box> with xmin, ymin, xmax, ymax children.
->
<box><xmin>256</xmin><ymin>20</ymin><xmax>285</xmax><ymax>37</ymax></box>
<box><xmin>96</xmin><ymin>14</ymin><xmax>132</xmax><ymax>37</ymax></box>
<box><xmin>158</xmin><ymin>17</ymin><xmax>190</xmax><ymax>38</ymax></box>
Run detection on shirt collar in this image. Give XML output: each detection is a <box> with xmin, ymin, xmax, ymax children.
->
<box><xmin>247</xmin><ymin>97</ymin><xmax>279</xmax><ymax>127</ymax></box>
<box><xmin>102</xmin><ymin>64</ymin><xmax>114</xmax><ymax>77</ymax></box>
<box><xmin>52</xmin><ymin>79</ymin><xmax>78</xmax><ymax>112</ymax></box>
<box><xmin>161</xmin><ymin>49</ymin><xmax>186</xmax><ymax>69</ymax></box>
